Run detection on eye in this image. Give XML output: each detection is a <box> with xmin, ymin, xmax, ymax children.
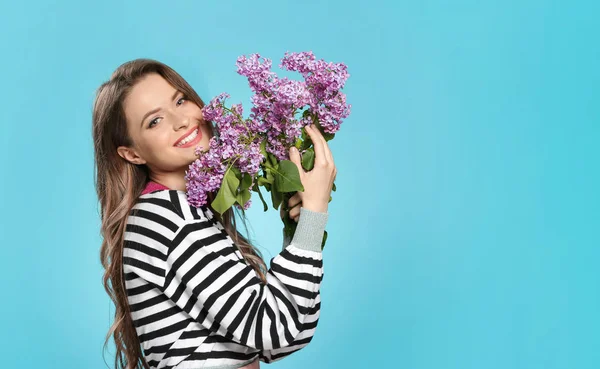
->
<box><xmin>149</xmin><ymin>117</ymin><xmax>161</xmax><ymax>128</ymax></box>
<box><xmin>147</xmin><ymin>95</ymin><xmax>186</xmax><ymax>128</ymax></box>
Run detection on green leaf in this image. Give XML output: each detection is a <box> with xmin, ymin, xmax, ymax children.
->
<box><xmin>332</xmin><ymin>181</ymin><xmax>336</xmax><ymax>192</ymax></box>
<box><xmin>260</xmin><ymin>139</ymin><xmax>268</xmax><ymax>159</ymax></box>
<box><xmin>236</xmin><ymin>188</ymin><xmax>251</xmax><ymax>208</ymax></box>
<box><xmin>257</xmin><ymin>176</ymin><xmax>273</xmax><ymax>185</ymax></box>
<box><xmin>267</xmin><ymin>152</ymin><xmax>278</xmax><ymax>168</ymax></box>
<box><xmin>252</xmin><ymin>181</ymin><xmax>269</xmax><ymax>212</ymax></box>
<box><xmin>321</xmin><ymin>230</ymin><xmax>328</xmax><ymax>250</ymax></box>
<box><xmin>211</xmin><ymin>167</ymin><xmax>240</xmax><ymax>215</ymax></box>
<box><xmin>265</xmin><ymin>167</ymin><xmax>275</xmax><ymax>183</ymax></box>
<box><xmin>272</xmin><ymin>160</ymin><xmax>304</xmax><ymax>193</ymax></box>
<box><xmin>301</xmin><ymin>148</ymin><xmax>315</xmax><ymax>171</ymax></box>
<box><xmin>231</xmin><ymin>165</ymin><xmax>242</xmax><ymax>178</ymax></box>
<box><xmin>240</xmin><ymin>172</ymin><xmax>252</xmax><ymax>190</ymax></box>
<box><xmin>271</xmin><ymin>186</ymin><xmax>283</xmax><ymax>209</ymax></box>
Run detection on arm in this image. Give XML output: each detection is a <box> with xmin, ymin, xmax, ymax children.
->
<box><xmin>263</xmin><ymin>212</ymin><xmax>324</xmax><ymax>362</ymax></box>
<box><xmin>161</xmin><ymin>206</ymin><xmax>328</xmax><ymax>351</ymax></box>
<box><xmin>258</xmin><ymin>289</ymin><xmax>321</xmax><ymax>363</ymax></box>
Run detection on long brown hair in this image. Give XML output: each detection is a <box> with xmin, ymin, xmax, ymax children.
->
<box><xmin>92</xmin><ymin>58</ymin><xmax>268</xmax><ymax>369</ymax></box>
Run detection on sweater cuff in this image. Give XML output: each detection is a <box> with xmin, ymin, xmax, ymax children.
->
<box><xmin>290</xmin><ymin>207</ymin><xmax>329</xmax><ymax>252</ymax></box>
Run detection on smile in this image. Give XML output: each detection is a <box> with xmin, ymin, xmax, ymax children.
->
<box><xmin>174</xmin><ymin>127</ymin><xmax>202</xmax><ymax>148</ymax></box>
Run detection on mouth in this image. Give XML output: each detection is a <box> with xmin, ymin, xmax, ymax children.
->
<box><xmin>174</xmin><ymin>126</ymin><xmax>202</xmax><ymax>148</ymax></box>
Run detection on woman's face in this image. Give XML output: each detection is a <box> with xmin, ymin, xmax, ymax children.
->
<box><xmin>118</xmin><ymin>73</ymin><xmax>212</xmax><ymax>173</ymax></box>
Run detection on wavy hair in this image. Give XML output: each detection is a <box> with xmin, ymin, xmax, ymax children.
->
<box><xmin>92</xmin><ymin>58</ymin><xmax>268</xmax><ymax>369</ymax></box>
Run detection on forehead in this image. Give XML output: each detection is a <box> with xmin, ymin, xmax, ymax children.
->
<box><xmin>124</xmin><ymin>73</ymin><xmax>176</xmax><ymax>121</ymax></box>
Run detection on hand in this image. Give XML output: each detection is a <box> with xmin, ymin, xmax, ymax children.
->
<box><xmin>288</xmin><ymin>124</ymin><xmax>337</xmax><ymax>213</ymax></box>
<box><xmin>280</xmin><ymin>192</ymin><xmax>303</xmax><ymax>223</ymax></box>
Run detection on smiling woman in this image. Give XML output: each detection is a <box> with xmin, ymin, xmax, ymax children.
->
<box><xmin>116</xmin><ymin>73</ymin><xmax>213</xmax><ymax>189</ymax></box>
<box><xmin>92</xmin><ymin>58</ymin><xmax>331</xmax><ymax>369</ymax></box>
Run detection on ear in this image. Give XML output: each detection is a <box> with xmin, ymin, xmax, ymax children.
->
<box><xmin>117</xmin><ymin>145</ymin><xmax>147</xmax><ymax>165</ymax></box>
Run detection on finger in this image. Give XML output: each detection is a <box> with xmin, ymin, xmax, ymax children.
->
<box><xmin>288</xmin><ymin>199</ymin><xmax>302</xmax><ymax>211</ymax></box>
<box><xmin>324</xmin><ymin>130</ymin><xmax>334</xmax><ymax>164</ymax></box>
<box><xmin>305</xmin><ymin>124</ymin><xmax>328</xmax><ymax>166</ymax></box>
<box><xmin>288</xmin><ymin>146</ymin><xmax>304</xmax><ymax>174</ymax></box>
<box><xmin>293</xmin><ymin>214</ymin><xmax>299</xmax><ymax>222</ymax></box>
<box><xmin>290</xmin><ymin>206</ymin><xmax>300</xmax><ymax>219</ymax></box>
<box><xmin>311</xmin><ymin>124</ymin><xmax>334</xmax><ymax>164</ymax></box>
<box><xmin>323</xmin><ymin>137</ymin><xmax>333</xmax><ymax>164</ymax></box>
<box><xmin>288</xmin><ymin>192</ymin><xmax>302</xmax><ymax>205</ymax></box>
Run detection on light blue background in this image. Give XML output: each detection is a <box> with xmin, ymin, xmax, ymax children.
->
<box><xmin>0</xmin><ymin>1</ymin><xmax>598</xmax><ymax>368</ymax></box>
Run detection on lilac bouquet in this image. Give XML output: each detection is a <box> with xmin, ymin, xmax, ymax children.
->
<box><xmin>184</xmin><ymin>51</ymin><xmax>351</xmax><ymax>249</ymax></box>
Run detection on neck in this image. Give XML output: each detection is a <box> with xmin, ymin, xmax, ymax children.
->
<box><xmin>149</xmin><ymin>169</ymin><xmax>187</xmax><ymax>192</ymax></box>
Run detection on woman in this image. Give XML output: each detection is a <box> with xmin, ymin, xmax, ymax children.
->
<box><xmin>92</xmin><ymin>58</ymin><xmax>337</xmax><ymax>369</ymax></box>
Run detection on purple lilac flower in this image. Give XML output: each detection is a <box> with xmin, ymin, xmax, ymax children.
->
<box><xmin>186</xmin><ymin>92</ymin><xmax>267</xmax><ymax>207</ymax></box>
<box><xmin>235</xmin><ymin>199</ymin><xmax>252</xmax><ymax>211</ymax></box>
<box><xmin>236</xmin><ymin>54</ymin><xmax>276</xmax><ymax>94</ymax></box>
<box><xmin>185</xmin><ymin>51</ymin><xmax>350</xmax><ymax>209</ymax></box>
<box><xmin>201</xmin><ymin>92</ymin><xmax>228</xmax><ymax>121</ymax></box>
<box><xmin>280</xmin><ymin>51</ymin><xmax>352</xmax><ymax>134</ymax></box>
<box><xmin>184</xmin><ymin>136</ymin><xmax>228</xmax><ymax>208</ymax></box>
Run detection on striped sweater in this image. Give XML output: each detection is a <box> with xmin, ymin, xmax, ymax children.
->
<box><xmin>122</xmin><ymin>182</ymin><xmax>328</xmax><ymax>369</ymax></box>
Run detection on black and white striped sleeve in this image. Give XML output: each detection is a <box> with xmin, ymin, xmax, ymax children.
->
<box><xmin>257</xmin><ymin>288</ymin><xmax>322</xmax><ymax>363</ymax></box>
<box><xmin>162</xmin><ymin>206</ymin><xmax>328</xmax><ymax>351</ymax></box>
<box><xmin>257</xmin><ymin>222</ymin><xmax>324</xmax><ymax>362</ymax></box>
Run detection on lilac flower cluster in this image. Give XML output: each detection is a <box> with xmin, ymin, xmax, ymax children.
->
<box><xmin>184</xmin><ymin>136</ymin><xmax>227</xmax><ymax>208</ymax></box>
<box><xmin>184</xmin><ymin>93</ymin><xmax>260</xmax><ymax>209</ymax></box>
<box><xmin>238</xmin><ymin>54</ymin><xmax>312</xmax><ymax>162</ymax></box>
<box><xmin>279</xmin><ymin>51</ymin><xmax>351</xmax><ymax>135</ymax></box>
<box><xmin>184</xmin><ymin>51</ymin><xmax>350</xmax><ymax>211</ymax></box>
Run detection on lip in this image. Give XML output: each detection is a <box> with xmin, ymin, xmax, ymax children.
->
<box><xmin>174</xmin><ymin>126</ymin><xmax>202</xmax><ymax>148</ymax></box>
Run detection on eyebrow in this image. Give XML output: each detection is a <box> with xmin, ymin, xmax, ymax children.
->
<box><xmin>140</xmin><ymin>89</ymin><xmax>181</xmax><ymax>127</ymax></box>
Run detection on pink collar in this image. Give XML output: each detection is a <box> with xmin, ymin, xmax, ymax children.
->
<box><xmin>141</xmin><ymin>180</ymin><xmax>171</xmax><ymax>195</ymax></box>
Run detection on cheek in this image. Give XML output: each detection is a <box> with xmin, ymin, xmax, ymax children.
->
<box><xmin>144</xmin><ymin>130</ymin><xmax>174</xmax><ymax>157</ymax></box>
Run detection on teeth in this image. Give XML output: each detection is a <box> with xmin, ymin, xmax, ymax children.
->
<box><xmin>177</xmin><ymin>129</ymin><xmax>198</xmax><ymax>146</ymax></box>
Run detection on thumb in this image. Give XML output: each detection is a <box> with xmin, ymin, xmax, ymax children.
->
<box><xmin>289</xmin><ymin>147</ymin><xmax>303</xmax><ymax>172</ymax></box>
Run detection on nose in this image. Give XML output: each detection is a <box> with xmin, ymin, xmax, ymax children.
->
<box><xmin>173</xmin><ymin>112</ymin><xmax>191</xmax><ymax>131</ymax></box>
